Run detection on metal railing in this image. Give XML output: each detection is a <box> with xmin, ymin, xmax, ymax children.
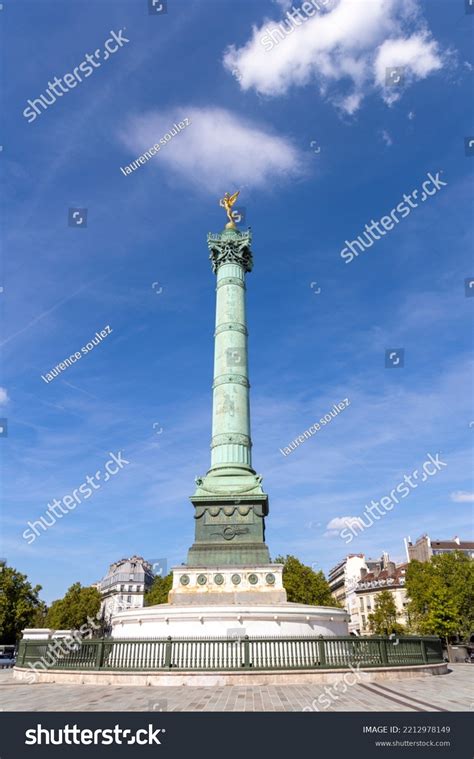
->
<box><xmin>99</xmin><ymin>573</ymin><xmax>149</xmax><ymax>591</ymax></box>
<box><xmin>16</xmin><ymin>635</ymin><xmax>443</xmax><ymax>673</ymax></box>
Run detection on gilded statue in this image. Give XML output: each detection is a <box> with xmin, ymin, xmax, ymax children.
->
<box><xmin>219</xmin><ymin>191</ymin><xmax>240</xmax><ymax>228</ymax></box>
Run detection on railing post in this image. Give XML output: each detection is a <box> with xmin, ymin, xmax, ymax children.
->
<box><xmin>243</xmin><ymin>636</ymin><xmax>251</xmax><ymax>669</ymax></box>
<box><xmin>95</xmin><ymin>640</ymin><xmax>105</xmax><ymax>669</ymax></box>
<box><xmin>17</xmin><ymin>640</ymin><xmax>26</xmax><ymax>666</ymax></box>
<box><xmin>379</xmin><ymin>638</ymin><xmax>389</xmax><ymax>665</ymax></box>
<box><xmin>436</xmin><ymin>637</ymin><xmax>443</xmax><ymax>662</ymax></box>
<box><xmin>318</xmin><ymin>636</ymin><xmax>326</xmax><ymax>668</ymax></box>
<box><xmin>165</xmin><ymin>636</ymin><xmax>173</xmax><ymax>668</ymax></box>
<box><xmin>420</xmin><ymin>639</ymin><xmax>428</xmax><ymax>664</ymax></box>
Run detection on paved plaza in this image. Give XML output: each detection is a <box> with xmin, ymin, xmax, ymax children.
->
<box><xmin>1</xmin><ymin>665</ymin><xmax>472</xmax><ymax>712</ymax></box>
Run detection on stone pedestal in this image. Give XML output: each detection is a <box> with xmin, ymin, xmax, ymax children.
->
<box><xmin>169</xmin><ymin>564</ymin><xmax>287</xmax><ymax>605</ymax></box>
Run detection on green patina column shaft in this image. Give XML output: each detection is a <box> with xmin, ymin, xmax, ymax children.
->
<box><xmin>186</xmin><ymin>223</ymin><xmax>270</xmax><ymax>566</ymax></box>
<box><xmin>210</xmin><ymin>228</ymin><xmax>252</xmax><ymax>473</ymax></box>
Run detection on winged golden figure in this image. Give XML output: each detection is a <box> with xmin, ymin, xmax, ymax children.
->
<box><xmin>219</xmin><ymin>191</ymin><xmax>240</xmax><ymax>228</ymax></box>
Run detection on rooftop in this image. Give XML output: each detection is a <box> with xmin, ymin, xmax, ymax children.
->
<box><xmin>356</xmin><ymin>564</ymin><xmax>407</xmax><ymax>591</ymax></box>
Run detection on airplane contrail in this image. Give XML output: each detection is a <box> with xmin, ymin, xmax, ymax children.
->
<box><xmin>0</xmin><ymin>279</ymin><xmax>101</xmax><ymax>349</ymax></box>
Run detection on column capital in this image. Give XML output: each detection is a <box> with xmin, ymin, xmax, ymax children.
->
<box><xmin>207</xmin><ymin>228</ymin><xmax>253</xmax><ymax>274</ymax></box>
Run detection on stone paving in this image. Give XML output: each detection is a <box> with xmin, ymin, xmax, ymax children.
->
<box><xmin>0</xmin><ymin>665</ymin><xmax>472</xmax><ymax>712</ymax></box>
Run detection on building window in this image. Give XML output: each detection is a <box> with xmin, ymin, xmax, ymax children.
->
<box><xmin>127</xmin><ymin>595</ymin><xmax>131</xmax><ymax>603</ymax></box>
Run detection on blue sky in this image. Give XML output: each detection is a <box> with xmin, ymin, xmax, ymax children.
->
<box><xmin>1</xmin><ymin>0</ymin><xmax>473</xmax><ymax>604</ymax></box>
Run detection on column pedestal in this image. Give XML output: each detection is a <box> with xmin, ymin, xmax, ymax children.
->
<box><xmin>169</xmin><ymin>564</ymin><xmax>286</xmax><ymax>605</ymax></box>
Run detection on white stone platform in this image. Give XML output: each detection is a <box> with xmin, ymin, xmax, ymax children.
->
<box><xmin>111</xmin><ymin>562</ymin><xmax>349</xmax><ymax>638</ymax></box>
<box><xmin>110</xmin><ymin>601</ymin><xmax>349</xmax><ymax>638</ymax></box>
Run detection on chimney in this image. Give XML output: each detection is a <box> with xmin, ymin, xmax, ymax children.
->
<box><xmin>403</xmin><ymin>537</ymin><xmax>411</xmax><ymax>562</ymax></box>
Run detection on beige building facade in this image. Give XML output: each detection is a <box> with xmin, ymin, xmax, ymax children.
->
<box><xmin>355</xmin><ymin>564</ymin><xmax>408</xmax><ymax>635</ymax></box>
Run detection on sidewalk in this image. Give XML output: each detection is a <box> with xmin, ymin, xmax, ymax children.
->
<box><xmin>1</xmin><ymin>665</ymin><xmax>471</xmax><ymax>712</ymax></box>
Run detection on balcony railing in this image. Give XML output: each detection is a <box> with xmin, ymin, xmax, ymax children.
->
<box><xmin>16</xmin><ymin>635</ymin><xmax>443</xmax><ymax>673</ymax></box>
<box><xmin>99</xmin><ymin>573</ymin><xmax>150</xmax><ymax>591</ymax></box>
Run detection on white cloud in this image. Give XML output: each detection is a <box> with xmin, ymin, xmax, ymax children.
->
<box><xmin>0</xmin><ymin>387</ymin><xmax>9</xmax><ymax>405</ymax></box>
<box><xmin>374</xmin><ymin>34</ymin><xmax>443</xmax><ymax>105</ymax></box>
<box><xmin>408</xmin><ymin>110</ymin><xmax>415</xmax><ymax>120</ymax></box>
<box><xmin>381</xmin><ymin>129</ymin><xmax>393</xmax><ymax>146</ymax></box>
<box><xmin>223</xmin><ymin>0</ymin><xmax>444</xmax><ymax>113</ymax></box>
<box><xmin>450</xmin><ymin>491</ymin><xmax>474</xmax><ymax>503</ymax></box>
<box><xmin>325</xmin><ymin>515</ymin><xmax>365</xmax><ymax>536</ymax></box>
<box><xmin>118</xmin><ymin>106</ymin><xmax>304</xmax><ymax>193</ymax></box>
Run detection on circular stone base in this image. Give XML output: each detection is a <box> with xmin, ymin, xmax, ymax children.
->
<box><xmin>110</xmin><ymin>602</ymin><xmax>349</xmax><ymax>638</ymax></box>
<box><xmin>13</xmin><ymin>663</ymin><xmax>448</xmax><ymax>686</ymax></box>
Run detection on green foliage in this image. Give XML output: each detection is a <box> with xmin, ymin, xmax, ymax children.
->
<box><xmin>145</xmin><ymin>573</ymin><xmax>173</xmax><ymax>605</ymax></box>
<box><xmin>405</xmin><ymin>552</ymin><xmax>474</xmax><ymax>640</ymax></box>
<box><xmin>368</xmin><ymin>590</ymin><xmax>405</xmax><ymax>635</ymax></box>
<box><xmin>45</xmin><ymin>583</ymin><xmax>101</xmax><ymax>630</ymax></box>
<box><xmin>30</xmin><ymin>602</ymin><xmax>49</xmax><ymax>628</ymax></box>
<box><xmin>0</xmin><ymin>565</ymin><xmax>44</xmax><ymax>643</ymax></box>
<box><xmin>417</xmin><ymin>587</ymin><xmax>459</xmax><ymax>640</ymax></box>
<box><xmin>275</xmin><ymin>555</ymin><xmax>339</xmax><ymax>607</ymax></box>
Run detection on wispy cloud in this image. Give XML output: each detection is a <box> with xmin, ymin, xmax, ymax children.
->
<box><xmin>117</xmin><ymin>106</ymin><xmax>305</xmax><ymax>193</ymax></box>
<box><xmin>325</xmin><ymin>516</ymin><xmax>364</xmax><ymax>537</ymax></box>
<box><xmin>450</xmin><ymin>491</ymin><xmax>474</xmax><ymax>503</ymax></box>
<box><xmin>381</xmin><ymin>129</ymin><xmax>393</xmax><ymax>146</ymax></box>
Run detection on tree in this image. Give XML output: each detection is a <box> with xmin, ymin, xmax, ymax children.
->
<box><xmin>30</xmin><ymin>601</ymin><xmax>49</xmax><ymax>628</ymax></box>
<box><xmin>275</xmin><ymin>555</ymin><xmax>340</xmax><ymax>606</ymax></box>
<box><xmin>368</xmin><ymin>590</ymin><xmax>404</xmax><ymax>635</ymax></box>
<box><xmin>45</xmin><ymin>583</ymin><xmax>101</xmax><ymax>630</ymax></box>
<box><xmin>405</xmin><ymin>552</ymin><xmax>474</xmax><ymax>640</ymax></box>
<box><xmin>0</xmin><ymin>565</ymin><xmax>44</xmax><ymax>643</ymax></box>
<box><xmin>145</xmin><ymin>573</ymin><xmax>173</xmax><ymax>605</ymax></box>
<box><xmin>417</xmin><ymin>587</ymin><xmax>459</xmax><ymax>644</ymax></box>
